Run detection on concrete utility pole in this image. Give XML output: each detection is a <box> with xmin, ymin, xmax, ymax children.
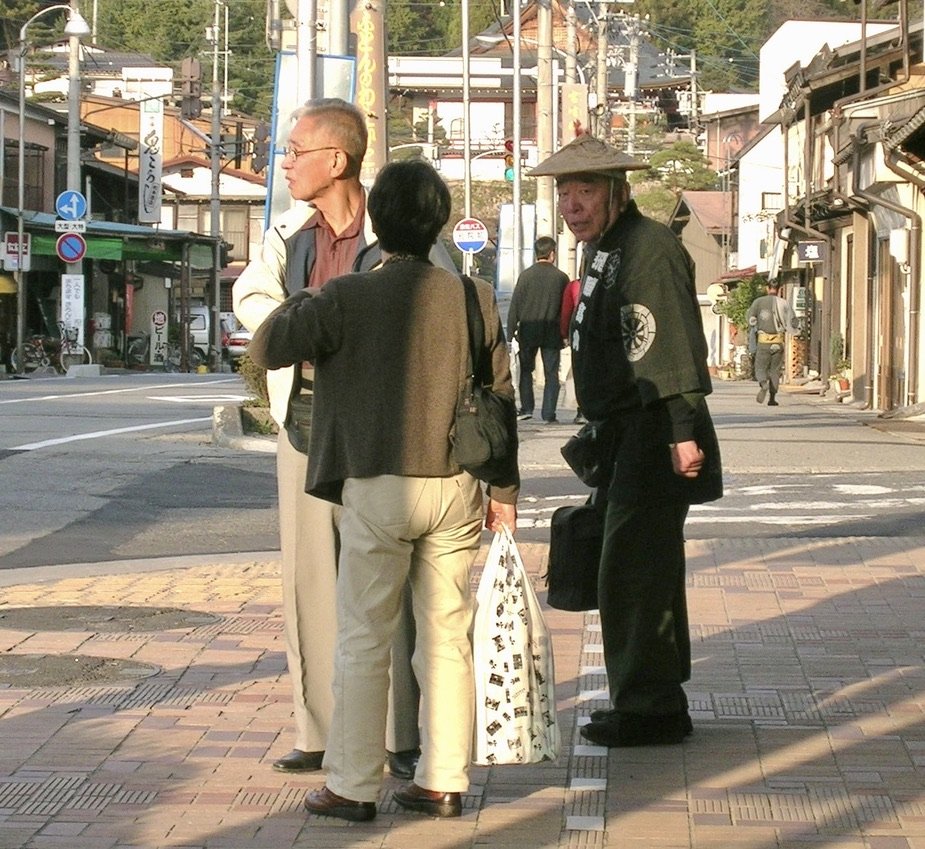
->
<box><xmin>296</xmin><ymin>0</ymin><xmax>317</xmax><ymax>106</ymax></box>
<box><xmin>624</xmin><ymin>14</ymin><xmax>640</xmax><ymax>156</ymax></box>
<box><xmin>512</xmin><ymin>0</ymin><xmax>523</xmax><ymax>280</ymax></box>
<box><xmin>594</xmin><ymin>1</ymin><xmax>609</xmax><ymax>138</ymax></box>
<box><xmin>209</xmin><ymin>0</ymin><xmax>223</xmax><ymax>370</ymax></box>
<box><xmin>560</xmin><ymin>0</ymin><xmax>579</xmax><ymax>278</ymax></box>
<box><xmin>535</xmin><ymin>1</ymin><xmax>554</xmax><ymax>239</ymax></box>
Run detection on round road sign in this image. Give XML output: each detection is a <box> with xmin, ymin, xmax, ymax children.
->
<box><xmin>56</xmin><ymin>232</ymin><xmax>87</xmax><ymax>263</ymax></box>
<box><xmin>55</xmin><ymin>190</ymin><xmax>88</xmax><ymax>221</ymax></box>
<box><xmin>452</xmin><ymin>217</ymin><xmax>489</xmax><ymax>254</ymax></box>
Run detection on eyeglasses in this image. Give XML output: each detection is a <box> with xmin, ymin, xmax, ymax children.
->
<box><xmin>282</xmin><ymin>145</ymin><xmax>339</xmax><ymax>161</ymax></box>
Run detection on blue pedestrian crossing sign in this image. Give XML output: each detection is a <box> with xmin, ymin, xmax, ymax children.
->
<box><xmin>452</xmin><ymin>218</ymin><xmax>489</xmax><ymax>254</ymax></box>
<box><xmin>55</xmin><ymin>190</ymin><xmax>88</xmax><ymax>221</ymax></box>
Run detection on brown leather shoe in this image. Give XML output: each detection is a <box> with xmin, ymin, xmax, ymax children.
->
<box><xmin>303</xmin><ymin>786</ymin><xmax>376</xmax><ymax>822</ymax></box>
<box><xmin>272</xmin><ymin>749</ymin><xmax>324</xmax><ymax>773</ymax></box>
<box><xmin>393</xmin><ymin>782</ymin><xmax>462</xmax><ymax>818</ymax></box>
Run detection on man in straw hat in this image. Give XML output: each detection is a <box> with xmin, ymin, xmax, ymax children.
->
<box><xmin>532</xmin><ymin>133</ymin><xmax>723</xmax><ymax>746</ymax></box>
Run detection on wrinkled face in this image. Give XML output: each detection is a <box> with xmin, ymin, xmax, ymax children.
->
<box><xmin>556</xmin><ymin>175</ymin><xmax>627</xmax><ymax>243</ymax></box>
<box><xmin>281</xmin><ymin>116</ymin><xmax>347</xmax><ymax>204</ymax></box>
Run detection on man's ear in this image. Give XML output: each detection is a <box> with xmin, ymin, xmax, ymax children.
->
<box><xmin>331</xmin><ymin>149</ymin><xmax>351</xmax><ymax>180</ymax></box>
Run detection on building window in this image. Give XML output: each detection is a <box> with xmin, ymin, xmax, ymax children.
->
<box><xmin>761</xmin><ymin>191</ymin><xmax>783</xmax><ymax>212</ymax></box>
<box><xmin>3</xmin><ymin>141</ymin><xmax>46</xmax><ymax>210</ymax></box>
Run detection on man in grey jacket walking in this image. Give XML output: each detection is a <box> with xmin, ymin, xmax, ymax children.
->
<box><xmin>746</xmin><ymin>280</ymin><xmax>798</xmax><ymax>407</ymax></box>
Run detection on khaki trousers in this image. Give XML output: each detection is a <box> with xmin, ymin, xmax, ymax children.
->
<box><xmin>324</xmin><ymin>473</ymin><xmax>482</xmax><ymax>802</ymax></box>
<box><xmin>276</xmin><ymin>434</ymin><xmax>420</xmax><ymax>754</ymax></box>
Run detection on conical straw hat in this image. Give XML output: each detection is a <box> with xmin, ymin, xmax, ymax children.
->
<box><xmin>530</xmin><ymin>133</ymin><xmax>647</xmax><ymax>178</ymax></box>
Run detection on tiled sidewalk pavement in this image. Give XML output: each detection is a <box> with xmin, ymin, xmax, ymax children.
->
<box><xmin>2</xmin><ymin>536</ymin><xmax>925</xmax><ymax>848</ymax></box>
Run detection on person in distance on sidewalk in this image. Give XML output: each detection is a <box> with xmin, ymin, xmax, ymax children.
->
<box><xmin>746</xmin><ymin>279</ymin><xmax>799</xmax><ymax>407</ymax></box>
<box><xmin>532</xmin><ymin>133</ymin><xmax>723</xmax><ymax>748</ymax></box>
<box><xmin>508</xmin><ymin>236</ymin><xmax>570</xmax><ymax>424</ymax></box>
<box><xmin>248</xmin><ymin>160</ymin><xmax>519</xmax><ymax>821</ymax></box>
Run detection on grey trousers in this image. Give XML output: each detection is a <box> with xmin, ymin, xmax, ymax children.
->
<box><xmin>754</xmin><ymin>342</ymin><xmax>784</xmax><ymax>394</ymax></box>
<box><xmin>276</xmin><ymin>433</ymin><xmax>421</xmax><ymax>754</ymax></box>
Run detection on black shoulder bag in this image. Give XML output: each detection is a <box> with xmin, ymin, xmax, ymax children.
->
<box><xmin>450</xmin><ymin>276</ymin><xmax>516</xmax><ymax>482</ymax></box>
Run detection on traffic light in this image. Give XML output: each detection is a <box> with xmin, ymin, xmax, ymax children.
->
<box><xmin>180</xmin><ymin>57</ymin><xmax>202</xmax><ymax>120</ymax></box>
<box><xmin>252</xmin><ymin>121</ymin><xmax>270</xmax><ymax>173</ymax></box>
<box><xmin>503</xmin><ymin>138</ymin><xmax>515</xmax><ymax>182</ymax></box>
<box><xmin>219</xmin><ymin>241</ymin><xmax>234</xmax><ymax>268</ymax></box>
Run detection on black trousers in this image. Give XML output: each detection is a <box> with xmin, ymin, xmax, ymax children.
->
<box><xmin>598</xmin><ymin>499</ymin><xmax>691</xmax><ymax>716</ymax></box>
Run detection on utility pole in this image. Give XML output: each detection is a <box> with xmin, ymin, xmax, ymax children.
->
<box><xmin>209</xmin><ymin>0</ymin><xmax>223</xmax><ymax>370</ymax></box>
<box><xmin>594</xmin><ymin>1</ymin><xmax>609</xmax><ymax>139</ymax></box>
<box><xmin>535</xmin><ymin>1</ymin><xmax>554</xmax><ymax>239</ymax></box>
<box><xmin>296</xmin><ymin>0</ymin><xmax>317</xmax><ymax>107</ymax></box>
<box><xmin>512</xmin><ymin>0</ymin><xmax>523</xmax><ymax>281</ymax></box>
<box><xmin>560</xmin><ymin>0</ymin><xmax>579</xmax><ymax>278</ymax></box>
<box><xmin>624</xmin><ymin>14</ymin><xmax>640</xmax><ymax>156</ymax></box>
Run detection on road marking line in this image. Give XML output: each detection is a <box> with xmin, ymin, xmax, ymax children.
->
<box><xmin>13</xmin><ymin>417</ymin><xmax>212</xmax><ymax>450</ymax></box>
<box><xmin>0</xmin><ymin>379</ymin><xmax>238</xmax><ymax>405</ymax></box>
<box><xmin>147</xmin><ymin>395</ymin><xmax>248</xmax><ymax>403</ymax></box>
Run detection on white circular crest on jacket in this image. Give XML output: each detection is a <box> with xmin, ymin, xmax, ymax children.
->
<box><xmin>620</xmin><ymin>303</ymin><xmax>655</xmax><ymax>361</ymax></box>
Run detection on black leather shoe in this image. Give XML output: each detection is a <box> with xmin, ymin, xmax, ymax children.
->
<box><xmin>393</xmin><ymin>782</ymin><xmax>462</xmax><ymax>818</ymax></box>
<box><xmin>589</xmin><ymin>707</ymin><xmax>617</xmax><ymax>722</ymax></box>
<box><xmin>580</xmin><ymin>712</ymin><xmax>693</xmax><ymax>747</ymax></box>
<box><xmin>303</xmin><ymin>786</ymin><xmax>376</xmax><ymax>822</ymax></box>
<box><xmin>387</xmin><ymin>748</ymin><xmax>420</xmax><ymax>779</ymax></box>
<box><xmin>272</xmin><ymin>749</ymin><xmax>324</xmax><ymax>773</ymax></box>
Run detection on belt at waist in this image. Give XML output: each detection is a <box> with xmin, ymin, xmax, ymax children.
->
<box><xmin>757</xmin><ymin>331</ymin><xmax>784</xmax><ymax>344</ymax></box>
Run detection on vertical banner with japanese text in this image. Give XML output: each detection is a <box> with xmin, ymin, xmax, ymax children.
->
<box><xmin>60</xmin><ymin>274</ymin><xmax>85</xmax><ymax>346</ymax></box>
<box><xmin>560</xmin><ymin>84</ymin><xmax>590</xmax><ymax>143</ymax></box>
<box><xmin>138</xmin><ymin>98</ymin><xmax>164</xmax><ymax>224</ymax></box>
<box><xmin>350</xmin><ymin>2</ymin><xmax>387</xmax><ymax>186</ymax></box>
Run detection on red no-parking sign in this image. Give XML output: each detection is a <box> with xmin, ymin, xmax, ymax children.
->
<box><xmin>56</xmin><ymin>232</ymin><xmax>87</xmax><ymax>263</ymax></box>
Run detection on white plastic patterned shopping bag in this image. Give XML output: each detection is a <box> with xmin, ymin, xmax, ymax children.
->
<box><xmin>472</xmin><ymin>526</ymin><xmax>560</xmax><ymax>765</ymax></box>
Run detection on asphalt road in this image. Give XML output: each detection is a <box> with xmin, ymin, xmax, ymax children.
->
<box><xmin>1</xmin><ymin>371</ymin><xmax>924</xmax><ymax>572</ymax></box>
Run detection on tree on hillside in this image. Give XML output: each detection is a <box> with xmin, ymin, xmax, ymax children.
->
<box><xmin>641</xmin><ymin>140</ymin><xmax>718</xmax><ymax>193</ymax></box>
<box><xmin>91</xmin><ymin>0</ymin><xmax>271</xmax><ymax>118</ymax></box>
<box><xmin>1</xmin><ymin>1</ymin><xmax>69</xmax><ymax>54</ymax></box>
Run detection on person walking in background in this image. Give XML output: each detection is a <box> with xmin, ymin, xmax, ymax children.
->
<box><xmin>507</xmin><ymin>236</ymin><xmax>570</xmax><ymax>423</ymax></box>
<box><xmin>233</xmin><ymin>98</ymin><xmax>421</xmax><ymax>779</ymax></box>
<box><xmin>747</xmin><ymin>279</ymin><xmax>798</xmax><ymax>407</ymax></box>
<box><xmin>532</xmin><ymin>133</ymin><xmax>723</xmax><ymax>747</ymax></box>
<box><xmin>248</xmin><ymin>160</ymin><xmax>519</xmax><ymax>822</ymax></box>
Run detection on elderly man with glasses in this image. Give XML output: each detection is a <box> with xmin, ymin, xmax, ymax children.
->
<box><xmin>233</xmin><ymin>98</ymin><xmax>425</xmax><ymax>780</ymax></box>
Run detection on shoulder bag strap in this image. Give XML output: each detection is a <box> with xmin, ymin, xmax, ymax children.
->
<box><xmin>461</xmin><ymin>274</ymin><xmax>486</xmax><ymax>384</ymax></box>
<box><xmin>773</xmin><ymin>296</ymin><xmax>785</xmax><ymax>332</ymax></box>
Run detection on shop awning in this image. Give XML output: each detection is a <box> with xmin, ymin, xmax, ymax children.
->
<box><xmin>0</xmin><ymin>208</ymin><xmax>218</xmax><ymax>268</ymax></box>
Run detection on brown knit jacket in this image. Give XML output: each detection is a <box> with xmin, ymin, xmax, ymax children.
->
<box><xmin>248</xmin><ymin>258</ymin><xmax>520</xmax><ymax>505</ymax></box>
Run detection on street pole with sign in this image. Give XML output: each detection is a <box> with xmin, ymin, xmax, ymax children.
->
<box><xmin>15</xmin><ymin>4</ymin><xmax>90</xmax><ymax>373</ymax></box>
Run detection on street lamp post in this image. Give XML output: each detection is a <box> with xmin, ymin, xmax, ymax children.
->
<box><xmin>15</xmin><ymin>3</ymin><xmax>91</xmax><ymax>374</ymax></box>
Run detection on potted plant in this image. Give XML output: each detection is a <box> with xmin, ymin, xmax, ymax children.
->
<box><xmin>830</xmin><ymin>332</ymin><xmax>851</xmax><ymax>391</ymax></box>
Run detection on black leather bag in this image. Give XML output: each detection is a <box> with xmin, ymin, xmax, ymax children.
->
<box><xmin>560</xmin><ymin>420</ymin><xmax>615</xmax><ymax>488</ymax></box>
<box><xmin>450</xmin><ymin>276</ymin><xmax>516</xmax><ymax>482</ymax></box>
<box><xmin>285</xmin><ymin>392</ymin><xmax>313</xmax><ymax>454</ymax></box>
<box><xmin>546</xmin><ymin>502</ymin><xmax>604</xmax><ymax>612</ymax></box>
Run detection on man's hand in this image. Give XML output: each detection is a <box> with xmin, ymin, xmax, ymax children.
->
<box><xmin>485</xmin><ymin>498</ymin><xmax>517</xmax><ymax>534</ymax></box>
<box><xmin>670</xmin><ymin>440</ymin><xmax>704</xmax><ymax>478</ymax></box>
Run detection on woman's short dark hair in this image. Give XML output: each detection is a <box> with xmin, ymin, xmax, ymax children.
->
<box><xmin>368</xmin><ymin>160</ymin><xmax>451</xmax><ymax>256</ymax></box>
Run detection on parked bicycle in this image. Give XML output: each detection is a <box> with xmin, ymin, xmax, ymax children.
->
<box><xmin>57</xmin><ymin>323</ymin><xmax>92</xmax><ymax>372</ymax></box>
<box><xmin>10</xmin><ymin>325</ymin><xmax>92</xmax><ymax>374</ymax></box>
<box><xmin>10</xmin><ymin>335</ymin><xmax>54</xmax><ymax>373</ymax></box>
<box><xmin>125</xmin><ymin>331</ymin><xmax>202</xmax><ymax>372</ymax></box>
